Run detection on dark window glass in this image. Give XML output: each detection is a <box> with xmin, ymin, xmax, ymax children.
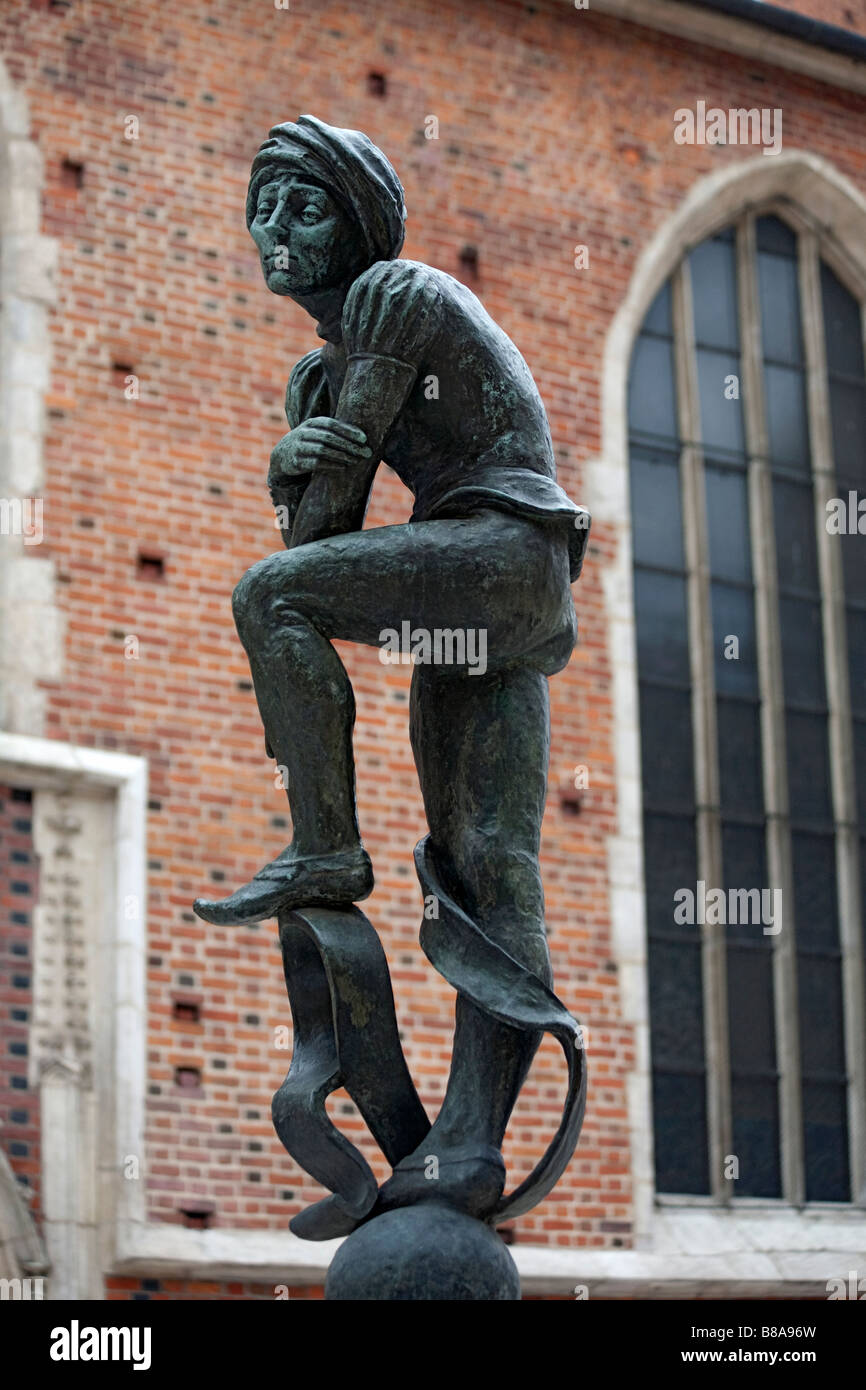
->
<box><xmin>839</xmin><ymin>527</ymin><xmax>866</xmax><ymax>598</ymax></box>
<box><xmin>802</xmin><ymin>1081</ymin><xmax>850</xmax><ymax>1203</ymax></box>
<box><xmin>861</xmin><ymin>835</ymin><xmax>866</xmax><ymax>974</ymax></box>
<box><xmin>725</xmin><ymin>812</ymin><xmax>781</xmax><ymax>1197</ymax></box>
<box><xmin>846</xmin><ymin>608</ymin><xmax>866</xmax><ymax>718</ymax></box>
<box><xmin>821</xmin><ymin>261</ymin><xmax>865</xmax><ymax>379</ymax></box>
<box><xmin>705</xmin><ymin>465</ymin><xmax>752</xmax><ymax>583</ymax></box>
<box><xmin>630</xmin><ymin>449</ymin><xmax>685</xmax><ymax>570</ymax></box>
<box><xmin>773</xmin><ymin>478</ymin><xmax>820</xmax><ymax>592</ymax></box>
<box><xmin>757</xmin><ymin>219</ymin><xmax>808</xmax><ymax>475</ymax></box>
<box><xmin>644</xmin><ymin>813</ymin><xmax>698</xmax><ymax>936</ymax></box>
<box><xmin>629</xmin><ymin>335</ymin><xmax>678</xmax><ymax>442</ymax></box>
<box><xmin>722</xmin><ymin>823</ymin><xmax>768</xmax><ymax>912</ymax></box>
<box><xmin>854</xmin><ymin>719</ymin><xmax>866</xmax><ymax>823</ymax></box>
<box><xmin>717</xmin><ymin>701</ymin><xmax>764</xmax><ymax>819</ymax></box>
<box><xmin>797</xmin><ymin>957</ymin><xmax>846</xmax><ymax>1074</ymax></box>
<box><xmin>632</xmin><ymin>237</ymin><xmax>863</xmax><ymax>1206</ymax></box>
<box><xmin>643</xmin><ymin>281</ymin><xmax>673</xmax><ymax>337</ymax></box>
<box><xmin>758</xmin><ymin>250</ymin><xmax>803</xmax><ymax>366</ymax></box>
<box><xmin>728</xmin><ymin>970</ymin><xmax>781</xmax><ymax>1199</ymax></box>
<box><xmin>827</xmin><ymin>379</ymin><xmax>866</xmax><ymax>483</ymax></box>
<box><xmin>712</xmin><ymin>583</ymin><xmax>758</xmax><ymax>697</ymax></box>
<box><xmin>728</xmin><ymin>950</ymin><xmax>776</xmax><ymax>1073</ymax></box>
<box><xmin>649</xmin><ymin>941</ymin><xmax>705</xmax><ymax>1065</ymax></box>
<box><xmin>652</xmin><ymin>1073</ymin><xmax>709</xmax><ymax>1195</ymax></box>
<box><xmin>785</xmin><ymin>712</ymin><xmax>834</xmax><ymax>827</ymax></box>
<box><xmin>764</xmin><ymin>364</ymin><xmax>810</xmax><ymax>471</ymax></box>
<box><xmin>690</xmin><ymin>236</ymin><xmax>739</xmax><ymax>351</ymax></box>
<box><xmin>730</xmin><ymin>1077</ymin><xmax>782</xmax><ymax>1197</ymax></box>
<box><xmin>634</xmin><ymin>570</ymin><xmax>690</xmax><ymax>683</ymax></box>
<box><xmin>696</xmin><ymin>348</ymin><xmax>745</xmax><ymax>457</ymax></box>
<box><xmin>756</xmin><ymin>215</ymin><xmax>797</xmax><ymax>258</ymax></box>
<box><xmin>795</xmin><ymin>793</ymin><xmax>849</xmax><ymax>1201</ymax></box>
<box><xmin>778</xmin><ymin>597</ymin><xmax>826</xmax><ymax>709</ymax></box>
<box><xmin>639</xmin><ymin>684</ymin><xmax>695</xmax><ymax>812</ymax></box>
<box><xmin>791</xmin><ymin>831</ymin><xmax>839</xmax><ymax>950</ymax></box>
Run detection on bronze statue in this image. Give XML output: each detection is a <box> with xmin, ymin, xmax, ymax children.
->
<box><xmin>193</xmin><ymin>116</ymin><xmax>589</xmax><ymax>1299</ymax></box>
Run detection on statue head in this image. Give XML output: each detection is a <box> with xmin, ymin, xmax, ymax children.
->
<box><xmin>246</xmin><ymin>115</ymin><xmax>407</xmax><ymax>300</ymax></box>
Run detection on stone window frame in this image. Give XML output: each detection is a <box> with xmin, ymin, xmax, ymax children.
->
<box><xmin>586</xmin><ymin>152</ymin><xmax>866</xmax><ymax>1288</ymax></box>
<box><xmin>0</xmin><ymin>733</ymin><xmax>338</xmax><ymax>1298</ymax></box>
<box><xmin>649</xmin><ymin>199</ymin><xmax>865</xmax><ymax>1207</ymax></box>
<box><xmin>0</xmin><ymin>732</ymin><xmax>340</xmax><ymax>1299</ymax></box>
<box><xmin>0</xmin><ymin>734</ymin><xmax>147</xmax><ymax>1298</ymax></box>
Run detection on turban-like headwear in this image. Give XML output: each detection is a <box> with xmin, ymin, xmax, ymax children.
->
<box><xmin>246</xmin><ymin>114</ymin><xmax>407</xmax><ymax>265</ymax></box>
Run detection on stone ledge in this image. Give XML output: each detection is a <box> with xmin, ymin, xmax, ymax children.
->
<box><xmin>112</xmin><ymin>1203</ymin><xmax>866</xmax><ymax>1298</ymax></box>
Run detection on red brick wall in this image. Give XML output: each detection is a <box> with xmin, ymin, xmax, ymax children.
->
<box><xmin>0</xmin><ymin>785</ymin><xmax>41</xmax><ymax>1220</ymax></box>
<box><xmin>1</xmin><ymin>0</ymin><xmax>865</xmax><ymax>1288</ymax></box>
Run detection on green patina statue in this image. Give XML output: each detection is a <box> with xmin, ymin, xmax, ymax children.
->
<box><xmin>193</xmin><ymin>116</ymin><xmax>589</xmax><ymax>1299</ymax></box>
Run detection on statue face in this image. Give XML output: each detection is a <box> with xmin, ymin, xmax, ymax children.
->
<box><xmin>250</xmin><ymin>175</ymin><xmax>365</xmax><ymax>296</ymax></box>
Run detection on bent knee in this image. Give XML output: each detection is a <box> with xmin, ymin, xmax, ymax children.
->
<box><xmin>232</xmin><ymin>551</ymin><xmax>304</xmax><ymax>634</ymax></box>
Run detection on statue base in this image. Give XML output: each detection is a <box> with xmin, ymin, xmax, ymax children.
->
<box><xmin>324</xmin><ymin>1202</ymin><xmax>520</xmax><ymax>1301</ymax></box>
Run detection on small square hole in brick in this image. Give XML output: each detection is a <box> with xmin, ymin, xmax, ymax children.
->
<box><xmin>367</xmin><ymin>72</ymin><xmax>387</xmax><ymax>97</ymax></box>
<box><xmin>172</xmin><ymin>999</ymin><xmax>200</xmax><ymax>1024</ymax></box>
<box><xmin>61</xmin><ymin>158</ymin><xmax>84</xmax><ymax>189</ymax></box>
<box><xmin>112</xmin><ymin>360</ymin><xmax>134</xmax><ymax>387</ymax></box>
<box><xmin>459</xmin><ymin>245</ymin><xmax>480</xmax><ymax>279</ymax></box>
<box><xmin>137</xmin><ymin>553</ymin><xmax>165</xmax><ymax>580</ymax></box>
<box><xmin>174</xmin><ymin>1066</ymin><xmax>201</xmax><ymax>1089</ymax></box>
<box><xmin>179</xmin><ymin>1205</ymin><xmax>214</xmax><ymax>1230</ymax></box>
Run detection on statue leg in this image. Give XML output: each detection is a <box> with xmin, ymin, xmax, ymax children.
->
<box><xmin>193</xmin><ymin>550</ymin><xmax>375</xmax><ymax>924</ymax></box>
<box><xmin>375</xmin><ymin>662</ymin><xmax>555</xmax><ymax>1217</ymax></box>
<box><xmin>194</xmin><ymin>514</ymin><xmax>575</xmax><ymax>930</ymax></box>
<box><xmin>237</xmin><ymin>602</ymin><xmax>360</xmax><ymax>860</ymax></box>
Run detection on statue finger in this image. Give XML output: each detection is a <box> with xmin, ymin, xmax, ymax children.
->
<box><xmin>303</xmin><ymin>437</ymin><xmax>372</xmax><ymax>462</ymax></box>
<box><xmin>302</xmin><ymin>426</ymin><xmax>370</xmax><ymax>455</ymax></box>
<box><xmin>305</xmin><ymin>418</ymin><xmax>368</xmax><ymax>445</ymax></box>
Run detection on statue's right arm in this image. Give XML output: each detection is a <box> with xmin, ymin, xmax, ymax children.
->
<box><xmin>268</xmin><ymin>349</ymin><xmax>332</xmax><ymax>549</ymax></box>
<box><xmin>268</xmin><ymin>419</ymin><xmax>371</xmax><ymax>549</ymax></box>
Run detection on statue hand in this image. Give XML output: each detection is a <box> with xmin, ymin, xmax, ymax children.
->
<box><xmin>268</xmin><ymin>418</ymin><xmax>371</xmax><ymax>489</ymax></box>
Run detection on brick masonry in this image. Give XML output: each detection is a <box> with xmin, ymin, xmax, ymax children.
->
<box><xmin>0</xmin><ymin>0</ymin><xmax>864</xmax><ymax>1295</ymax></box>
<box><xmin>0</xmin><ymin>784</ymin><xmax>40</xmax><ymax>1220</ymax></box>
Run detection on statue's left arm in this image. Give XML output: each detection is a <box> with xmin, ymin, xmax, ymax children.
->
<box><xmin>291</xmin><ymin>262</ymin><xmax>442</xmax><ymax>547</ymax></box>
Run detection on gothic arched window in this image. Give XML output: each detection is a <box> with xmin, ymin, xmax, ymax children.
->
<box><xmin>629</xmin><ymin>207</ymin><xmax>865</xmax><ymax>1204</ymax></box>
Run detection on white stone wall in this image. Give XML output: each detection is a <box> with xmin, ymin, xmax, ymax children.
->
<box><xmin>0</xmin><ymin>55</ymin><xmax>62</xmax><ymax>736</ymax></box>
